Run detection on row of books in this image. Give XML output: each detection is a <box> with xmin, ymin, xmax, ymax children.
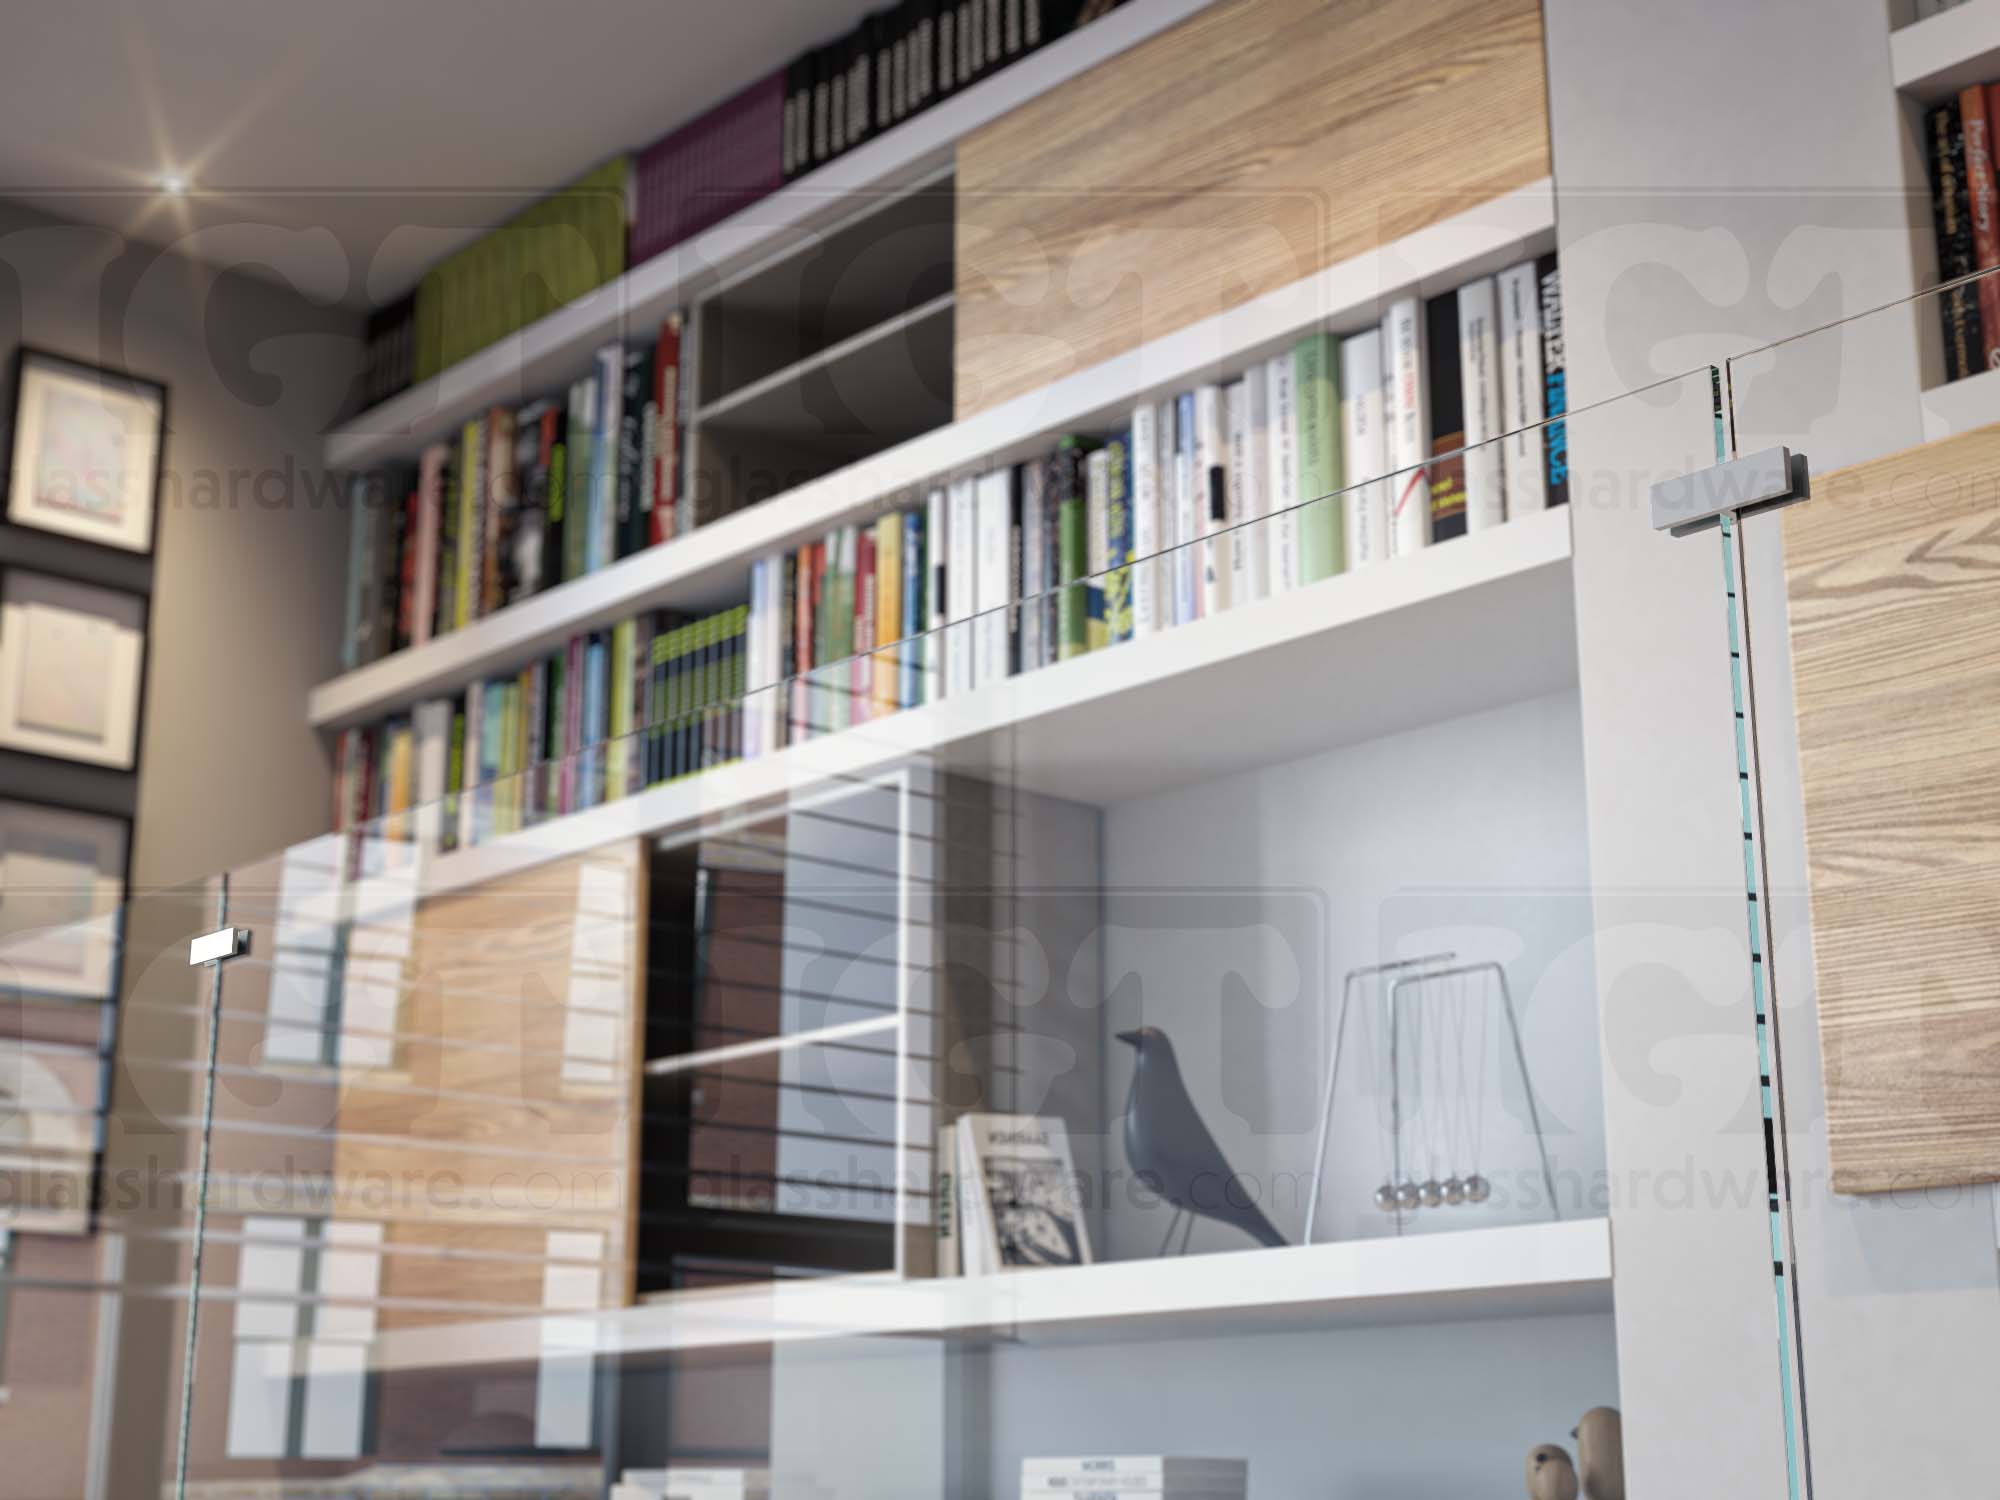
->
<box><xmin>342</xmin><ymin>315</ymin><xmax>689</xmax><ymax>669</ymax></box>
<box><xmin>330</xmin><ymin>603</ymin><xmax>749</xmax><ymax>847</ymax></box>
<box><xmin>362</xmin><ymin>5</ymin><xmax>1120</xmax><ymax>406</ymax></box>
<box><xmin>733</xmin><ymin>256</ymin><xmax>1567</xmax><ymax>755</ymax></box>
<box><xmin>1925</xmin><ymin>83</ymin><xmax>2000</xmax><ymax>381</ymax></box>
<box><xmin>1022</xmin><ymin>1458</ymin><xmax>1249</xmax><ymax>1500</ymax></box>
<box><xmin>778</xmin><ymin>0</ymin><xmax>1114</xmax><ymax>185</ymax></box>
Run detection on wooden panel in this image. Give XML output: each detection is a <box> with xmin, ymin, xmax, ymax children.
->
<box><xmin>952</xmin><ymin>0</ymin><xmax>1551</xmax><ymax>413</ymax></box>
<box><xmin>329</xmin><ymin>844</ymin><xmax>648</xmax><ymax>1303</ymax></box>
<box><xmin>1786</xmin><ymin>424</ymin><xmax>2000</xmax><ymax>1193</ymax></box>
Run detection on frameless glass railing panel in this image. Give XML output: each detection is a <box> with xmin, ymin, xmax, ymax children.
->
<box><xmin>1717</xmin><ymin>264</ymin><xmax>2000</xmax><ymax>1497</ymax></box>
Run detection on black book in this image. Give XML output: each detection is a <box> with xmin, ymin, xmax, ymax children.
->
<box><xmin>1929</xmin><ymin>101</ymin><xmax>1984</xmax><ymax>382</ymax></box>
<box><xmin>510</xmin><ymin>401</ymin><xmax>549</xmax><ymax>603</ymax></box>
<box><xmin>811</xmin><ymin>41</ymin><xmax>833</xmax><ymax>169</ymax></box>
<box><xmin>1536</xmin><ymin>252</ymin><xmax>1569</xmax><ymax>508</ymax></box>
<box><xmin>1424</xmin><ymin>287</ymin><xmax>1468</xmax><ymax>543</ymax></box>
<box><xmin>617</xmin><ymin>342</ymin><xmax>652</xmax><ymax>559</ymax></box>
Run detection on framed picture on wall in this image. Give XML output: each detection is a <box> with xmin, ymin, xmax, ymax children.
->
<box><xmin>4</xmin><ymin>347</ymin><xmax>167</xmax><ymax>556</ymax></box>
<box><xmin>0</xmin><ymin>568</ymin><xmax>148</xmax><ymax>770</ymax></box>
<box><xmin>0</xmin><ymin>797</ymin><xmax>128</xmax><ymax>1007</ymax></box>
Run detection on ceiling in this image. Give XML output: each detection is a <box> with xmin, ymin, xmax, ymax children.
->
<box><xmin>0</xmin><ymin>0</ymin><xmax>886</xmax><ymax>310</ymax></box>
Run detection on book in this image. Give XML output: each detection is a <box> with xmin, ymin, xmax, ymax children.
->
<box><xmin>1239</xmin><ymin>365</ymin><xmax>1271</xmax><ymax>603</ymax></box>
<box><xmin>956</xmin><ymin>1112</ymin><xmax>1091</xmax><ymax>1269</ymax></box>
<box><xmin>565</xmin><ymin>375</ymin><xmax>593</xmax><ymax>582</ymax></box>
<box><xmin>616</xmin><ymin>341</ymin><xmax>652</xmax><ymax>558</ymax></box>
<box><xmin>1456</xmin><ymin>277</ymin><xmax>1504</xmax><ymax>532</ymax></box>
<box><xmin>1171</xmin><ymin>393</ymin><xmax>1199</xmax><ymax>622</ymax></box>
<box><xmin>1423</xmin><ymin>289</ymin><xmax>1468</xmax><ymax>544</ymax></box>
<box><xmin>406</xmin><ymin>452</ymin><xmax>442</xmax><ymax>652</ymax></box>
<box><xmin>1266</xmin><ymin>353</ymin><xmax>1300</xmax><ymax>593</ymax></box>
<box><xmin>482</xmin><ymin>405</ymin><xmax>515</xmax><ymax>611</ymax></box>
<box><xmin>1053</xmin><ymin>438</ymin><xmax>1093</xmax><ymax>659</ymax></box>
<box><xmin>1297</xmin><ymin>333</ymin><xmax>1345</xmax><ymax>579</ymax></box>
<box><xmin>1130</xmin><ymin>402</ymin><xmax>1161</xmax><ymax>637</ymax></box>
<box><xmin>1022</xmin><ymin>1459</ymin><xmax>1248</xmax><ymax>1482</ymax></box>
<box><xmin>936</xmin><ymin>1119</ymin><xmax>961</xmax><ymax>1278</ymax></box>
<box><xmin>875</xmin><ymin>512</ymin><xmax>903</xmax><ymax>718</ymax></box>
<box><xmin>1086</xmin><ymin>445</ymin><xmax>1111</xmax><ymax>647</ymax></box>
<box><xmin>459</xmin><ymin>415</ymin><xmax>486</xmax><ymax>627</ymax></box>
<box><xmin>1104</xmin><ymin>432</ymin><xmax>1133</xmax><ymax>644</ymax></box>
<box><xmin>1966</xmin><ymin>84</ymin><xmax>2000</xmax><ymax>370</ymax></box>
<box><xmin>1224</xmin><ymin>379</ymin><xmax>1252</xmax><ymax>606</ymax></box>
<box><xmin>947</xmin><ymin>477</ymin><xmax>978</xmax><ymax>693</ymax></box>
<box><xmin>975</xmin><ymin>466</ymin><xmax>1019</xmax><ymax>681</ymax></box>
<box><xmin>1338</xmin><ymin>331</ymin><xmax>1386</xmax><ymax>568</ymax></box>
<box><xmin>853</xmin><ymin>521</ymin><xmax>876</xmax><ymax>725</ymax></box>
<box><xmin>1496</xmin><ymin>260</ymin><xmax>1548</xmax><ymax>517</ymax></box>
<box><xmin>924</xmin><ymin>488</ymin><xmax>948</xmax><ymax>703</ymax></box>
<box><xmin>1930</xmin><ymin>101</ymin><xmax>1981</xmax><ymax>382</ymax></box>
<box><xmin>1536</xmin><ymin>254</ymin><xmax>1569</xmax><ymax>509</ymax></box>
<box><xmin>901</xmin><ymin>508</ymin><xmax>924</xmax><ymax>707</ymax></box>
<box><xmin>1193</xmin><ymin>383</ymin><xmax>1228</xmax><ymax>616</ymax></box>
<box><xmin>653</xmin><ymin>312</ymin><xmax>684</xmax><ymax>545</ymax></box>
<box><xmin>1021</xmin><ymin>455</ymin><xmax>1048</xmax><ymax>666</ymax></box>
<box><xmin>1381</xmin><ymin>295</ymin><xmax>1430</xmax><ymax>556</ymax></box>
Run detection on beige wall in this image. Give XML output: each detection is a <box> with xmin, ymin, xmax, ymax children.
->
<box><xmin>0</xmin><ymin>199</ymin><xmax>362</xmax><ymax>890</ymax></box>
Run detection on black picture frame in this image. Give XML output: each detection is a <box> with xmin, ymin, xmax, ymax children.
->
<box><xmin>3</xmin><ymin>345</ymin><xmax>169</xmax><ymax>559</ymax></box>
<box><xmin>0</xmin><ymin>793</ymin><xmax>133</xmax><ymax>1237</ymax></box>
<box><xmin>0</xmin><ymin>562</ymin><xmax>152</xmax><ymax>774</ymax></box>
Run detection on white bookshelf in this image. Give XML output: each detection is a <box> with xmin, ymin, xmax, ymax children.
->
<box><xmin>1921</xmin><ymin>357</ymin><xmax>2000</xmax><ymax>436</ymax></box>
<box><xmin>326</xmin><ymin>503</ymin><xmax>1572</xmax><ymax>915</ymax></box>
<box><xmin>323</xmin><ymin>0</ymin><xmax>1218</xmax><ymax>474</ymax></box>
<box><xmin>363</xmin><ymin>1217</ymin><xmax>1611</xmax><ymax>1372</ymax></box>
<box><xmin>308</xmin><ymin>177</ymin><xmax>1558</xmax><ymax>730</ymax></box>
<box><xmin>1893</xmin><ymin>0</ymin><xmax>2000</xmax><ymax>100</ymax></box>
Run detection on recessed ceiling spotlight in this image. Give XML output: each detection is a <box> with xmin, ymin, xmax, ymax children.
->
<box><xmin>157</xmin><ymin>172</ymin><xmax>189</xmax><ymax>197</ymax></box>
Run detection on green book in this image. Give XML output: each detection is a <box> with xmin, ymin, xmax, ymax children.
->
<box><xmin>1053</xmin><ymin>437</ymin><xmax>1093</xmax><ymax>661</ymax></box>
<box><xmin>1295</xmin><ymin>332</ymin><xmax>1344</xmax><ymax>583</ymax></box>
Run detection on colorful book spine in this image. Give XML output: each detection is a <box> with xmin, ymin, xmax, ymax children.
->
<box><xmin>924</xmin><ymin>489</ymin><xmax>948</xmax><ymax>703</ymax></box>
<box><xmin>1105</xmin><ymin>434</ymin><xmax>1133</xmax><ymax>644</ymax></box>
<box><xmin>1054</xmin><ymin>439</ymin><xmax>1091</xmax><ymax>660</ymax></box>
<box><xmin>901</xmin><ymin>509</ymin><xmax>924</xmax><ymax>708</ymax></box>
<box><xmin>1536</xmin><ymin>254</ymin><xmax>1569</xmax><ymax>509</ymax></box>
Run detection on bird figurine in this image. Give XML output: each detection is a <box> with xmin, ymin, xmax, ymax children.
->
<box><xmin>1573</xmin><ymin>1407</ymin><xmax>1624</xmax><ymax>1500</ymax></box>
<box><xmin>1115</xmin><ymin>1026</ymin><xmax>1286</xmax><ymax>1251</ymax></box>
<box><xmin>1525</xmin><ymin>1443</ymin><xmax>1578</xmax><ymax>1500</ymax></box>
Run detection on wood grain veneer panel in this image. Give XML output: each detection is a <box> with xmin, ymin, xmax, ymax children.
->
<box><xmin>1786</xmin><ymin>424</ymin><xmax>2000</xmax><ymax>1193</ymax></box>
<box><xmin>952</xmin><ymin>0</ymin><xmax>1551</xmax><ymax>414</ymax></box>
<box><xmin>329</xmin><ymin>844</ymin><xmax>647</xmax><ymax>1306</ymax></box>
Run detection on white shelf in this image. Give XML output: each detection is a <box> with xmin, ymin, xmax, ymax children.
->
<box><xmin>308</xmin><ymin>176</ymin><xmax>1558</xmax><ymax>730</ymax></box>
<box><xmin>1921</xmin><ymin>360</ymin><xmax>2000</xmax><ymax>438</ymax></box>
<box><xmin>365</xmin><ymin>1217</ymin><xmax>1612</xmax><ymax>1372</ymax></box>
<box><xmin>1892</xmin><ymin>0</ymin><xmax>2000</xmax><ymax>101</ymax></box>
<box><xmin>322</xmin><ymin>0</ymin><xmax>1219</xmax><ymax>473</ymax></box>
<box><xmin>353</xmin><ymin>503</ymin><xmax>1574</xmax><ymax>910</ymax></box>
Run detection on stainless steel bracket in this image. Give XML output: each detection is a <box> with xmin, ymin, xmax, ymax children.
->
<box><xmin>1650</xmin><ymin>446</ymin><xmax>1811</xmax><ymax>536</ymax></box>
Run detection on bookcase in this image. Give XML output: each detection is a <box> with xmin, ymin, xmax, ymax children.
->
<box><xmin>217</xmin><ymin>0</ymin><xmax>1659</xmax><ymax>1495</ymax></box>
